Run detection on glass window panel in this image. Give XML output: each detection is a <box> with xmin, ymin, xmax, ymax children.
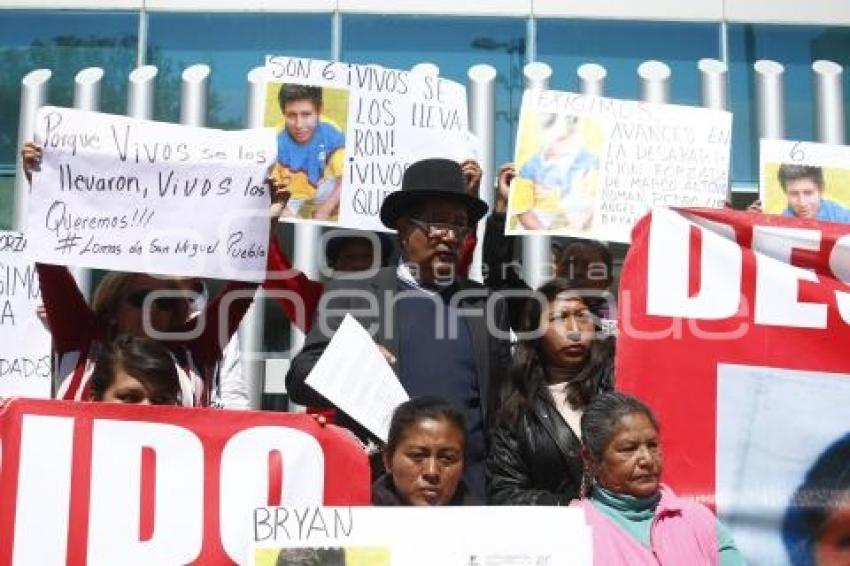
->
<box><xmin>0</xmin><ymin>10</ymin><xmax>138</xmax><ymax>167</ymax></box>
<box><xmin>537</xmin><ymin>20</ymin><xmax>720</xmax><ymax>105</ymax></box>
<box><xmin>0</xmin><ymin>175</ymin><xmax>14</xmax><ymax>229</ymax></box>
<box><xmin>146</xmin><ymin>13</ymin><xmax>331</xmax><ymax>128</ymax></box>
<box><xmin>727</xmin><ymin>24</ymin><xmax>850</xmax><ymax>184</ymax></box>
<box><xmin>341</xmin><ymin>14</ymin><xmax>527</xmax><ymax>167</ymax></box>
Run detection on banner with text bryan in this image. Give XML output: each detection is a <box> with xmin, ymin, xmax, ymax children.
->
<box><xmin>265</xmin><ymin>56</ymin><xmax>474</xmax><ymax>230</ymax></box>
<box><xmin>507</xmin><ymin>90</ymin><xmax>731</xmax><ymax>242</ymax></box>
<box><xmin>253</xmin><ymin>506</ymin><xmax>591</xmax><ymax>565</ymax></box>
<box><xmin>616</xmin><ymin>207</ymin><xmax>850</xmax><ymax>565</ymax></box>
<box><xmin>28</xmin><ymin>107</ymin><xmax>276</xmax><ymax>282</ymax></box>
<box><xmin>0</xmin><ymin>399</ymin><xmax>370</xmax><ymax>566</ymax></box>
<box><xmin>0</xmin><ymin>232</ymin><xmax>50</xmax><ymax>399</ymax></box>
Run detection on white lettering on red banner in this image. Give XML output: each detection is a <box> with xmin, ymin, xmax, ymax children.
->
<box><xmin>0</xmin><ymin>399</ymin><xmax>370</xmax><ymax>565</ymax></box>
<box><xmin>617</xmin><ymin>207</ymin><xmax>850</xmax><ymax>565</ymax></box>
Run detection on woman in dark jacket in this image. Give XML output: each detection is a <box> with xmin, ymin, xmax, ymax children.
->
<box><xmin>487</xmin><ymin>278</ymin><xmax>614</xmax><ymax>505</ymax></box>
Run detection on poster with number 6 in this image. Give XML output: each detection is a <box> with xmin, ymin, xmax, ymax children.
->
<box><xmin>759</xmin><ymin>139</ymin><xmax>850</xmax><ymax>223</ymax></box>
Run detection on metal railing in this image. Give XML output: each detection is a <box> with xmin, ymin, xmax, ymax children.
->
<box><xmin>13</xmin><ymin>56</ymin><xmax>847</xmax><ymax>407</ymax></box>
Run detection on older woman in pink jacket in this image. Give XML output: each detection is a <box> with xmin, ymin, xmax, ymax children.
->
<box><xmin>575</xmin><ymin>392</ymin><xmax>746</xmax><ymax>565</ymax></box>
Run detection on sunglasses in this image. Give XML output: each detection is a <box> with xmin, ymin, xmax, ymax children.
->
<box><xmin>124</xmin><ymin>289</ymin><xmax>184</xmax><ymax>312</ymax></box>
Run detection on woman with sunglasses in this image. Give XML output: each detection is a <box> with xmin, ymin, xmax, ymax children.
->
<box><xmin>22</xmin><ymin>142</ymin><xmax>284</xmax><ymax>407</ymax></box>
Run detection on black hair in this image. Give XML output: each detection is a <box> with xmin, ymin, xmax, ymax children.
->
<box><xmin>557</xmin><ymin>239</ymin><xmax>613</xmax><ymax>287</ymax></box>
<box><xmin>278</xmin><ymin>84</ymin><xmax>322</xmax><ymax>112</ymax></box>
<box><xmin>89</xmin><ymin>334</ymin><xmax>180</xmax><ymax>404</ymax></box>
<box><xmin>325</xmin><ymin>231</ymin><xmax>393</xmax><ymax>268</ymax></box>
<box><xmin>385</xmin><ymin>396</ymin><xmax>466</xmax><ymax>458</ymax></box>
<box><xmin>782</xmin><ymin>432</ymin><xmax>850</xmax><ymax>566</ymax></box>
<box><xmin>580</xmin><ymin>392</ymin><xmax>659</xmax><ymax>465</ymax></box>
<box><xmin>777</xmin><ymin>164</ymin><xmax>824</xmax><ymax>192</ymax></box>
<box><xmin>497</xmin><ymin>278</ymin><xmax>614</xmax><ymax>425</ymax></box>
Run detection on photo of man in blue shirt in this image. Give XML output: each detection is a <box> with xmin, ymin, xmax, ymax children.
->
<box><xmin>778</xmin><ymin>163</ymin><xmax>850</xmax><ymax>223</ymax></box>
<box><xmin>271</xmin><ymin>84</ymin><xmax>346</xmax><ymax>221</ymax></box>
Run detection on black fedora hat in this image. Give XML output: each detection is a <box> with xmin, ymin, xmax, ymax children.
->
<box><xmin>380</xmin><ymin>158</ymin><xmax>489</xmax><ymax>229</ymax></box>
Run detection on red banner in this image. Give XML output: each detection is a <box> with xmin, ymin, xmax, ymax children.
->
<box><xmin>617</xmin><ymin>207</ymin><xmax>850</xmax><ymax>562</ymax></box>
<box><xmin>0</xmin><ymin>399</ymin><xmax>370</xmax><ymax>565</ymax></box>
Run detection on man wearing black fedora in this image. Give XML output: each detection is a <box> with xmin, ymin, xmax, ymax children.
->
<box><xmin>286</xmin><ymin>157</ymin><xmax>511</xmax><ymax>499</ymax></box>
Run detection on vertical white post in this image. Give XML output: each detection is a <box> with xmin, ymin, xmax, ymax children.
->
<box><xmin>243</xmin><ymin>66</ymin><xmax>268</xmax><ymax>410</ymax></box>
<box><xmin>70</xmin><ymin>67</ymin><xmax>105</xmax><ymax>298</ymax></box>
<box><xmin>74</xmin><ymin>67</ymin><xmax>103</xmax><ymax>111</ymax></box>
<box><xmin>14</xmin><ymin>69</ymin><xmax>51</xmax><ymax>231</ymax></box>
<box><xmin>812</xmin><ymin>60</ymin><xmax>845</xmax><ymax>145</ymax></box>
<box><xmin>698</xmin><ymin>58</ymin><xmax>730</xmax><ymax>201</ymax></box>
<box><xmin>521</xmin><ymin>62</ymin><xmax>552</xmax><ymax>291</ymax></box>
<box><xmin>754</xmin><ymin>60</ymin><xmax>786</xmax><ymax>140</ymax></box>
<box><xmin>698</xmin><ymin>58</ymin><xmax>728</xmax><ymax>111</ymax></box>
<box><xmin>577</xmin><ymin>63</ymin><xmax>606</xmax><ymax>97</ymax></box>
<box><xmin>638</xmin><ymin>60</ymin><xmax>671</xmax><ymax>104</ymax></box>
<box><xmin>467</xmin><ymin>64</ymin><xmax>497</xmax><ymax>283</ymax></box>
<box><xmin>180</xmin><ymin>64</ymin><xmax>210</xmax><ymax>127</ymax></box>
<box><xmin>127</xmin><ymin>65</ymin><xmax>157</xmax><ymax>120</ymax></box>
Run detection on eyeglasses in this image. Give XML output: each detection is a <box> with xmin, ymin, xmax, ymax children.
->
<box><xmin>407</xmin><ymin>217</ymin><xmax>470</xmax><ymax>241</ymax></box>
<box><xmin>124</xmin><ymin>289</ymin><xmax>184</xmax><ymax>313</ymax></box>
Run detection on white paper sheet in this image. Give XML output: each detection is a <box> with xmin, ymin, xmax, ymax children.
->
<box><xmin>304</xmin><ymin>314</ymin><xmax>409</xmax><ymax>442</ymax></box>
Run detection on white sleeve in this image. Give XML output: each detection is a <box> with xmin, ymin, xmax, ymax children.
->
<box><xmin>218</xmin><ymin>334</ymin><xmax>251</xmax><ymax>409</ymax></box>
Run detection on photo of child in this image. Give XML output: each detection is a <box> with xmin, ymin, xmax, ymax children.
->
<box><xmin>759</xmin><ymin>139</ymin><xmax>850</xmax><ymax>225</ymax></box>
<box><xmin>266</xmin><ymin>83</ymin><xmax>350</xmax><ymax>222</ymax></box>
<box><xmin>509</xmin><ymin>110</ymin><xmax>603</xmax><ymax>234</ymax></box>
<box><xmin>761</xmin><ymin>162</ymin><xmax>850</xmax><ymax>224</ymax></box>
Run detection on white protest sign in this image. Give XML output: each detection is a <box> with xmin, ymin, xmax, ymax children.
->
<box><xmin>507</xmin><ymin>89</ymin><xmax>732</xmax><ymax>243</ymax></box>
<box><xmin>759</xmin><ymin>138</ymin><xmax>850</xmax><ymax>222</ymax></box>
<box><xmin>253</xmin><ymin>506</ymin><xmax>592</xmax><ymax>565</ymax></box>
<box><xmin>305</xmin><ymin>314</ymin><xmax>408</xmax><ymax>442</ymax></box>
<box><xmin>27</xmin><ymin>107</ymin><xmax>276</xmax><ymax>282</ymax></box>
<box><xmin>265</xmin><ymin>56</ymin><xmax>473</xmax><ymax>231</ymax></box>
<box><xmin>0</xmin><ymin>232</ymin><xmax>51</xmax><ymax>399</ymax></box>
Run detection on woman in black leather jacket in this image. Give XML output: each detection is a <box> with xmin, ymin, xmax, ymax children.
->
<box><xmin>486</xmin><ymin>278</ymin><xmax>614</xmax><ymax>505</ymax></box>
